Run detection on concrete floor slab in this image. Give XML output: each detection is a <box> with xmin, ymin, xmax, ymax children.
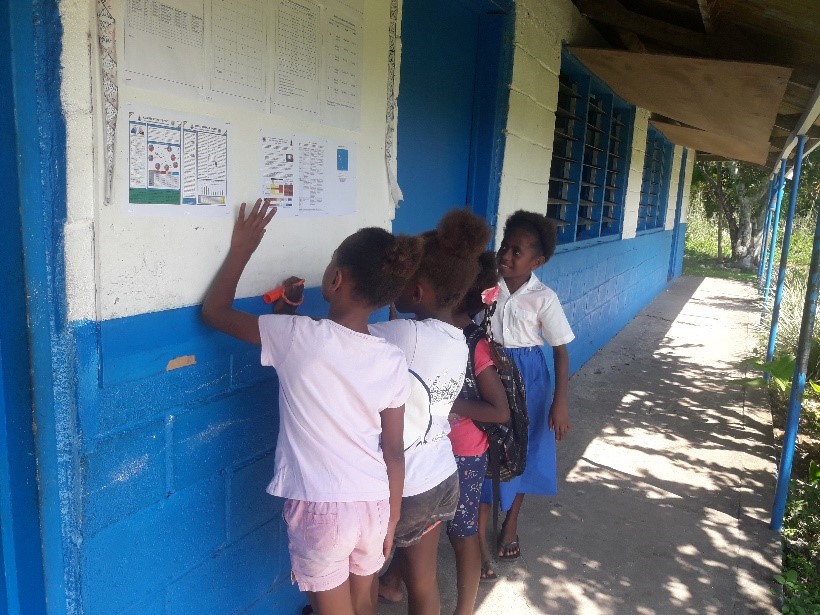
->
<box><xmin>379</xmin><ymin>276</ymin><xmax>782</xmax><ymax>614</ymax></box>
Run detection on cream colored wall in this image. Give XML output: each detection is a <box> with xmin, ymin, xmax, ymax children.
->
<box><xmin>681</xmin><ymin>150</ymin><xmax>694</xmax><ymax>223</ymax></box>
<box><xmin>495</xmin><ymin>0</ymin><xmax>693</xmax><ymax>245</ymax></box>
<box><xmin>61</xmin><ymin>0</ymin><xmax>395</xmax><ymax>322</ymax></box>
<box><xmin>622</xmin><ymin>108</ymin><xmax>650</xmax><ymax>240</ymax></box>
<box><xmin>664</xmin><ymin>145</ymin><xmax>684</xmax><ymax>230</ymax></box>
<box><xmin>494</xmin><ymin>0</ymin><xmax>603</xmax><ymax>245</ymax></box>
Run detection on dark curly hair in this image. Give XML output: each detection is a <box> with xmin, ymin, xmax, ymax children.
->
<box><xmin>459</xmin><ymin>251</ymin><xmax>500</xmax><ymax>316</ymax></box>
<box><xmin>416</xmin><ymin>209</ymin><xmax>492</xmax><ymax>308</ymax></box>
<box><xmin>503</xmin><ymin>210</ymin><xmax>557</xmax><ymax>261</ymax></box>
<box><xmin>336</xmin><ymin>228</ymin><xmax>424</xmax><ymax>307</ymax></box>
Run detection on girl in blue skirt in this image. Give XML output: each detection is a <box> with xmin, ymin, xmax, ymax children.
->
<box><xmin>477</xmin><ymin>210</ymin><xmax>575</xmax><ymax>578</ymax></box>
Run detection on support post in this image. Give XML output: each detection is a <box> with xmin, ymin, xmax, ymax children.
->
<box><xmin>766</xmin><ymin>144</ymin><xmax>804</xmax><ymax>366</ymax></box>
<box><xmin>757</xmin><ymin>179</ymin><xmax>775</xmax><ymax>288</ymax></box>
<box><xmin>771</xmin><ymin>135</ymin><xmax>809</xmax><ymax>531</ymax></box>
<box><xmin>763</xmin><ymin>161</ymin><xmax>788</xmax><ymax>305</ymax></box>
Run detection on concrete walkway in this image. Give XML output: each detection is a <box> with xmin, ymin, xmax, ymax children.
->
<box><xmin>381</xmin><ymin>276</ymin><xmax>783</xmax><ymax>614</ymax></box>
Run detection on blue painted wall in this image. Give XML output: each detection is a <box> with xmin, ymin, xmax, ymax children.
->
<box><xmin>0</xmin><ymin>0</ymin><xmax>48</xmax><ymax>611</ymax></box>
<box><xmin>540</xmin><ymin>231</ymin><xmax>674</xmax><ymax>374</ymax></box>
<box><xmin>74</xmin><ymin>294</ymin><xmax>339</xmax><ymax>614</ymax></box>
<box><xmin>4</xmin><ymin>0</ymin><xmax>684</xmax><ymax>612</ymax></box>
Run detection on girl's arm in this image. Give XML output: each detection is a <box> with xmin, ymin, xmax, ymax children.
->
<box><xmin>451</xmin><ymin>366</ymin><xmax>510</xmax><ymax>424</ymax></box>
<box><xmin>380</xmin><ymin>405</ymin><xmax>405</xmax><ymax>557</ymax></box>
<box><xmin>202</xmin><ymin>200</ymin><xmax>276</xmax><ymax>345</ymax></box>
<box><xmin>548</xmin><ymin>344</ymin><xmax>570</xmax><ymax>440</ymax></box>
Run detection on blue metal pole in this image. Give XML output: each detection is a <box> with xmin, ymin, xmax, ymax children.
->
<box><xmin>771</xmin><ymin>135</ymin><xmax>809</xmax><ymax>531</ymax></box>
<box><xmin>757</xmin><ymin>179</ymin><xmax>775</xmax><ymax>288</ymax></box>
<box><xmin>766</xmin><ymin>150</ymin><xmax>803</xmax><ymax>365</ymax></box>
<box><xmin>763</xmin><ymin>161</ymin><xmax>788</xmax><ymax>305</ymax></box>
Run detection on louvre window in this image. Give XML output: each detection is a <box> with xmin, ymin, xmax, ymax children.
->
<box><xmin>637</xmin><ymin>126</ymin><xmax>674</xmax><ymax>232</ymax></box>
<box><xmin>548</xmin><ymin>50</ymin><xmax>634</xmax><ymax>246</ymax></box>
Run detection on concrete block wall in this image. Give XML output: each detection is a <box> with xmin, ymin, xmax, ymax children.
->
<box><xmin>622</xmin><ymin>108</ymin><xmax>650</xmax><ymax>240</ymax></box>
<box><xmin>543</xmin><ymin>230</ymin><xmax>673</xmax><ymax>373</ymax></box>
<box><xmin>73</xmin><ymin>295</ymin><xmax>324</xmax><ymax>613</ymax></box>
<box><xmin>494</xmin><ymin>0</ymin><xmax>603</xmax><ymax>245</ymax></box>
<box><xmin>24</xmin><ymin>0</ymin><xmax>696</xmax><ymax>612</ymax></box>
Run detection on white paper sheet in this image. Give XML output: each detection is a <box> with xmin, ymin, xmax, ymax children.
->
<box><xmin>210</xmin><ymin>0</ymin><xmax>267</xmax><ymax>102</ymax></box>
<box><xmin>125</xmin><ymin>0</ymin><xmax>206</xmax><ymax>92</ymax></box>
<box><xmin>127</xmin><ymin>107</ymin><xmax>230</xmax><ymax>216</ymax></box>
<box><xmin>260</xmin><ymin>130</ymin><xmax>356</xmax><ymax>217</ymax></box>
<box><xmin>322</xmin><ymin>1</ymin><xmax>362</xmax><ymax>130</ymax></box>
<box><xmin>272</xmin><ymin>0</ymin><xmax>321</xmax><ymax>118</ymax></box>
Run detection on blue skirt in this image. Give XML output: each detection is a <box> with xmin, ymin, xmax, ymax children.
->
<box><xmin>481</xmin><ymin>345</ymin><xmax>556</xmax><ymax>511</ymax></box>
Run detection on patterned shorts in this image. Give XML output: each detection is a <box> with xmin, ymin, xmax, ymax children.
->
<box><xmin>447</xmin><ymin>451</ymin><xmax>489</xmax><ymax>538</ymax></box>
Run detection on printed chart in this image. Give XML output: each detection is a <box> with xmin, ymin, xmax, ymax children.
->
<box><xmin>128</xmin><ymin>108</ymin><xmax>229</xmax><ymax>211</ymax></box>
<box><xmin>260</xmin><ymin>130</ymin><xmax>356</xmax><ymax>217</ymax></box>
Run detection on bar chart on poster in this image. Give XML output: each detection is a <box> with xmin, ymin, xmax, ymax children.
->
<box><xmin>127</xmin><ymin>107</ymin><xmax>230</xmax><ymax>216</ymax></box>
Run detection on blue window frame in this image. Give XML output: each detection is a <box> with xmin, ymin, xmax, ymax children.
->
<box><xmin>638</xmin><ymin>126</ymin><xmax>674</xmax><ymax>232</ymax></box>
<box><xmin>548</xmin><ymin>49</ymin><xmax>635</xmax><ymax>246</ymax></box>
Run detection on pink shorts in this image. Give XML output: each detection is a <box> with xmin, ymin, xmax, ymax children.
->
<box><xmin>282</xmin><ymin>499</ymin><xmax>389</xmax><ymax>593</ymax></box>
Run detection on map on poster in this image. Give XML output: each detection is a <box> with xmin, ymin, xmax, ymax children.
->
<box><xmin>128</xmin><ymin>107</ymin><xmax>230</xmax><ymax>214</ymax></box>
<box><xmin>260</xmin><ymin>130</ymin><xmax>356</xmax><ymax>217</ymax></box>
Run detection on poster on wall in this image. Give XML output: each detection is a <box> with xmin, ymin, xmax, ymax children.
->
<box><xmin>260</xmin><ymin>130</ymin><xmax>356</xmax><ymax>217</ymax></box>
<box><xmin>210</xmin><ymin>0</ymin><xmax>268</xmax><ymax>103</ymax></box>
<box><xmin>270</xmin><ymin>0</ymin><xmax>362</xmax><ymax>129</ymax></box>
<box><xmin>124</xmin><ymin>0</ymin><xmax>206</xmax><ymax>94</ymax></box>
<box><xmin>127</xmin><ymin>107</ymin><xmax>230</xmax><ymax>216</ymax></box>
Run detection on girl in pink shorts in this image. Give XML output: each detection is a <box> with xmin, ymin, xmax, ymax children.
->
<box><xmin>202</xmin><ymin>200</ymin><xmax>424</xmax><ymax>615</ymax></box>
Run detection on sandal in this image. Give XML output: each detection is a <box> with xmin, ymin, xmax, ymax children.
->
<box><xmin>480</xmin><ymin>560</ymin><xmax>498</xmax><ymax>583</ymax></box>
<box><xmin>497</xmin><ymin>535</ymin><xmax>520</xmax><ymax>560</ymax></box>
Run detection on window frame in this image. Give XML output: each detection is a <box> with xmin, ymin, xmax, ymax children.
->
<box><xmin>637</xmin><ymin>125</ymin><xmax>674</xmax><ymax>233</ymax></box>
<box><xmin>548</xmin><ymin>49</ymin><xmax>635</xmax><ymax>249</ymax></box>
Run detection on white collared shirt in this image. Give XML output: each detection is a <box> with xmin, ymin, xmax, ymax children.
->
<box><xmin>490</xmin><ymin>273</ymin><xmax>575</xmax><ymax>348</ymax></box>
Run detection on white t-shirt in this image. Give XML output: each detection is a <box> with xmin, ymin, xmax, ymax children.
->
<box><xmin>490</xmin><ymin>273</ymin><xmax>575</xmax><ymax>348</ymax></box>
<box><xmin>259</xmin><ymin>315</ymin><xmax>411</xmax><ymax>502</ymax></box>
<box><xmin>369</xmin><ymin>319</ymin><xmax>465</xmax><ymax>497</ymax></box>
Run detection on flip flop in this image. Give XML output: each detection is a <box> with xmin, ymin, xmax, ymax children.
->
<box><xmin>480</xmin><ymin>560</ymin><xmax>499</xmax><ymax>583</ymax></box>
<box><xmin>497</xmin><ymin>535</ymin><xmax>521</xmax><ymax>560</ymax></box>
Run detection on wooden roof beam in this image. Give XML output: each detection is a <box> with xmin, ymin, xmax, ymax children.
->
<box><xmin>774</xmin><ymin>115</ymin><xmax>820</xmax><ymax>139</ymax></box>
<box><xmin>576</xmin><ymin>0</ymin><xmax>711</xmax><ymax>54</ymax></box>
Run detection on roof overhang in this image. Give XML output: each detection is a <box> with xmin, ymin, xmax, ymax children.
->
<box><xmin>569</xmin><ymin>47</ymin><xmax>792</xmax><ymax>165</ymax></box>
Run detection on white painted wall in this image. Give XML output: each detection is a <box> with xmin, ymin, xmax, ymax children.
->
<box><xmin>621</xmin><ymin>108</ymin><xmax>650</xmax><ymax>240</ymax></box>
<box><xmin>665</xmin><ymin>145</ymin><xmax>684</xmax><ymax>230</ymax></box>
<box><xmin>681</xmin><ymin>150</ymin><xmax>694</xmax><ymax>223</ymax></box>
<box><xmin>61</xmin><ymin>0</ymin><xmax>395</xmax><ymax>321</ymax></box>
<box><xmin>494</xmin><ymin>0</ymin><xmax>604</xmax><ymax>245</ymax></box>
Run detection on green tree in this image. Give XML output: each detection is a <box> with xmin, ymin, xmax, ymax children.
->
<box><xmin>693</xmin><ymin>153</ymin><xmax>820</xmax><ymax>270</ymax></box>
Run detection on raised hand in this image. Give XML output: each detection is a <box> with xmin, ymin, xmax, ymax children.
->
<box><xmin>230</xmin><ymin>198</ymin><xmax>277</xmax><ymax>259</ymax></box>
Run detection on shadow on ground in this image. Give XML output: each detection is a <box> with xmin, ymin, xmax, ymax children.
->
<box><xmin>379</xmin><ymin>276</ymin><xmax>781</xmax><ymax>615</ymax></box>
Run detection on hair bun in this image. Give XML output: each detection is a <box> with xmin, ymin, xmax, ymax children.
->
<box><xmin>383</xmin><ymin>235</ymin><xmax>425</xmax><ymax>280</ymax></box>
<box><xmin>436</xmin><ymin>209</ymin><xmax>491</xmax><ymax>260</ymax></box>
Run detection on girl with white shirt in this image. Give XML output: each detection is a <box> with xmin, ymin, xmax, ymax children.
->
<box><xmin>372</xmin><ymin>209</ymin><xmax>491</xmax><ymax>615</ymax></box>
<box><xmin>201</xmin><ymin>200</ymin><xmax>424</xmax><ymax>615</ymax></box>
<box><xmin>477</xmin><ymin>210</ymin><xmax>575</xmax><ymax>576</ymax></box>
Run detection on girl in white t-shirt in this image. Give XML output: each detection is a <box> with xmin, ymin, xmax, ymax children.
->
<box><xmin>371</xmin><ymin>209</ymin><xmax>491</xmax><ymax>615</ymax></box>
<box><xmin>202</xmin><ymin>200</ymin><xmax>424</xmax><ymax>615</ymax></box>
<box><xmin>477</xmin><ymin>210</ymin><xmax>575</xmax><ymax>573</ymax></box>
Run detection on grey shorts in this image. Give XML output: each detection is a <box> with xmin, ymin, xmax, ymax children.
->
<box><xmin>394</xmin><ymin>472</ymin><xmax>459</xmax><ymax>548</ymax></box>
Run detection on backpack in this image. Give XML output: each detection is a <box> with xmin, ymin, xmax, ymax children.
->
<box><xmin>463</xmin><ymin>305</ymin><xmax>530</xmax><ymax>541</ymax></box>
<box><xmin>465</xmin><ymin>322</ymin><xmax>529</xmax><ymax>483</ymax></box>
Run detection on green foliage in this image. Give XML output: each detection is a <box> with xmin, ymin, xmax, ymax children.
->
<box><xmin>738</xmin><ymin>354</ymin><xmax>797</xmax><ymax>392</ymax></box>
<box><xmin>779</xmin><ymin>479</ymin><xmax>820</xmax><ymax>614</ymax></box>
<box><xmin>683</xmin><ymin>206</ymin><xmax>755</xmax><ymax>282</ymax></box>
<box><xmin>809</xmin><ymin>460</ymin><xmax>820</xmax><ymax>485</ymax></box>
